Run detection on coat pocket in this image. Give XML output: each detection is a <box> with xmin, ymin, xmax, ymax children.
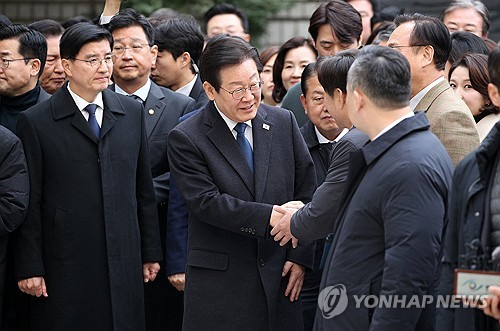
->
<box><xmin>187</xmin><ymin>249</ymin><xmax>228</xmax><ymax>271</ymax></box>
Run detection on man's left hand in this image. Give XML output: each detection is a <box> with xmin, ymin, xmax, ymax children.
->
<box><xmin>143</xmin><ymin>262</ymin><xmax>161</xmax><ymax>283</ymax></box>
<box><xmin>282</xmin><ymin>261</ymin><xmax>305</xmax><ymax>302</ymax></box>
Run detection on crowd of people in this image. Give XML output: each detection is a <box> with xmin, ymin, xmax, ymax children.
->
<box><xmin>0</xmin><ymin>0</ymin><xmax>500</xmax><ymax>330</ymax></box>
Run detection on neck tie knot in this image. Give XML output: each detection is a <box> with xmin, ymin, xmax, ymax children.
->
<box><xmin>234</xmin><ymin>122</ymin><xmax>247</xmax><ymax>135</ymax></box>
<box><xmin>85</xmin><ymin>103</ymin><xmax>97</xmax><ymax>115</ymax></box>
<box><xmin>128</xmin><ymin>94</ymin><xmax>143</xmax><ymax>103</ymax></box>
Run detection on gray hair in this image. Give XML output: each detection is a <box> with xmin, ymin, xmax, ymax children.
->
<box><xmin>347</xmin><ymin>45</ymin><xmax>411</xmax><ymax>110</ymax></box>
<box><xmin>440</xmin><ymin>0</ymin><xmax>490</xmax><ymax>36</ymax></box>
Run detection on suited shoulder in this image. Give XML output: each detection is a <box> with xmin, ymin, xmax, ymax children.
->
<box><xmin>426</xmin><ymin>86</ymin><xmax>474</xmax><ymax>121</ymax></box>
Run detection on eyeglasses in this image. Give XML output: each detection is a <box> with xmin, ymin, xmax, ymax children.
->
<box><xmin>0</xmin><ymin>57</ymin><xmax>33</xmax><ymax>69</ymax></box>
<box><xmin>73</xmin><ymin>56</ymin><xmax>113</xmax><ymax>68</ymax></box>
<box><xmin>220</xmin><ymin>81</ymin><xmax>263</xmax><ymax>100</ymax></box>
<box><xmin>389</xmin><ymin>44</ymin><xmax>428</xmax><ymax>50</ymax></box>
<box><xmin>112</xmin><ymin>43</ymin><xmax>150</xmax><ymax>55</ymax></box>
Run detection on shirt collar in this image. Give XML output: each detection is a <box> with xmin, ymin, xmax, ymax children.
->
<box><xmin>315</xmin><ymin>127</ymin><xmax>349</xmax><ymax>144</ymax></box>
<box><xmin>67</xmin><ymin>82</ymin><xmax>104</xmax><ymax>111</ymax></box>
<box><xmin>410</xmin><ymin>76</ymin><xmax>444</xmax><ymax>111</ymax></box>
<box><xmin>176</xmin><ymin>74</ymin><xmax>198</xmax><ymax>97</ymax></box>
<box><xmin>114</xmin><ymin>79</ymin><xmax>151</xmax><ymax>103</ymax></box>
<box><xmin>214</xmin><ymin>100</ymin><xmax>252</xmax><ymax>132</ymax></box>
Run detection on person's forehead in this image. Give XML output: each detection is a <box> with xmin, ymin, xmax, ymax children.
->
<box><xmin>112</xmin><ymin>26</ymin><xmax>148</xmax><ymax>42</ymax></box>
<box><xmin>207</xmin><ymin>14</ymin><xmax>244</xmax><ymax>30</ymax></box>
<box><xmin>0</xmin><ymin>38</ymin><xmax>21</xmax><ymax>55</ymax></box>
<box><xmin>444</xmin><ymin>7</ymin><xmax>483</xmax><ymax>25</ymax></box>
<box><xmin>219</xmin><ymin>60</ymin><xmax>258</xmax><ymax>84</ymax></box>
<box><xmin>388</xmin><ymin>23</ymin><xmax>413</xmax><ymax>44</ymax></box>
<box><xmin>76</xmin><ymin>40</ymin><xmax>111</xmax><ymax>57</ymax></box>
<box><xmin>348</xmin><ymin>0</ymin><xmax>374</xmax><ymax>15</ymax></box>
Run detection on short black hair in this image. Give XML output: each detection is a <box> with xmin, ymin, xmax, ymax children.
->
<box><xmin>394</xmin><ymin>13</ymin><xmax>452</xmax><ymax>71</ymax></box>
<box><xmin>317</xmin><ymin>49</ymin><xmax>359</xmax><ymax>96</ymax></box>
<box><xmin>204</xmin><ymin>3</ymin><xmax>249</xmax><ymax>34</ymax></box>
<box><xmin>348</xmin><ymin>45</ymin><xmax>411</xmax><ymax>109</ymax></box>
<box><xmin>301</xmin><ymin>62</ymin><xmax>317</xmax><ymax>97</ymax></box>
<box><xmin>448</xmin><ymin>31</ymin><xmax>489</xmax><ymax>65</ymax></box>
<box><xmin>309</xmin><ymin>0</ymin><xmax>362</xmax><ymax>44</ymax></box>
<box><xmin>272</xmin><ymin>36</ymin><xmax>317</xmax><ymax>103</ymax></box>
<box><xmin>0</xmin><ymin>24</ymin><xmax>47</xmax><ymax>77</ymax></box>
<box><xmin>60</xmin><ymin>22</ymin><xmax>112</xmax><ymax>60</ymax></box>
<box><xmin>489</xmin><ymin>47</ymin><xmax>500</xmax><ymax>88</ymax></box>
<box><xmin>108</xmin><ymin>8</ymin><xmax>155</xmax><ymax>46</ymax></box>
<box><xmin>200</xmin><ymin>35</ymin><xmax>261</xmax><ymax>92</ymax></box>
<box><xmin>154</xmin><ymin>16</ymin><xmax>204</xmax><ymax>74</ymax></box>
<box><xmin>0</xmin><ymin>14</ymin><xmax>12</xmax><ymax>29</ymax></box>
<box><xmin>60</xmin><ymin>16</ymin><xmax>91</xmax><ymax>30</ymax></box>
<box><xmin>28</xmin><ymin>19</ymin><xmax>64</xmax><ymax>38</ymax></box>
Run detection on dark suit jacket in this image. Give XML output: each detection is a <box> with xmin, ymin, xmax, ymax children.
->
<box><xmin>15</xmin><ymin>86</ymin><xmax>162</xmax><ymax>331</ymax></box>
<box><xmin>291</xmin><ymin>128</ymin><xmax>369</xmax><ymax>241</ymax></box>
<box><xmin>188</xmin><ymin>75</ymin><xmax>209</xmax><ymax>110</ymax></box>
<box><xmin>167</xmin><ymin>102</ymin><xmax>316</xmax><ymax>330</ymax></box>
<box><xmin>315</xmin><ymin>113</ymin><xmax>453</xmax><ymax>331</ymax></box>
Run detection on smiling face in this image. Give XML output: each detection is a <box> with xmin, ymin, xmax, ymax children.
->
<box><xmin>301</xmin><ymin>74</ymin><xmax>340</xmax><ymax>139</ymax></box>
<box><xmin>450</xmin><ymin>65</ymin><xmax>487</xmax><ymax>117</ymax></box>
<box><xmin>260</xmin><ymin>53</ymin><xmax>277</xmax><ymax>105</ymax></box>
<box><xmin>281</xmin><ymin>45</ymin><xmax>317</xmax><ymax>91</ymax></box>
<box><xmin>204</xmin><ymin>59</ymin><xmax>261</xmax><ymax>123</ymax></box>
<box><xmin>62</xmin><ymin>39</ymin><xmax>112</xmax><ymax>102</ymax></box>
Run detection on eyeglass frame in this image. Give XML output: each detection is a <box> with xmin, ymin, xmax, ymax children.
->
<box><xmin>0</xmin><ymin>57</ymin><xmax>34</xmax><ymax>69</ymax></box>
<box><xmin>112</xmin><ymin>43</ymin><xmax>151</xmax><ymax>55</ymax></box>
<box><xmin>71</xmin><ymin>56</ymin><xmax>113</xmax><ymax>68</ymax></box>
<box><xmin>219</xmin><ymin>81</ymin><xmax>263</xmax><ymax>100</ymax></box>
<box><xmin>388</xmin><ymin>44</ymin><xmax>428</xmax><ymax>50</ymax></box>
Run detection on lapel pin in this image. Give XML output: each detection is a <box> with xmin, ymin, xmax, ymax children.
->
<box><xmin>262</xmin><ymin>124</ymin><xmax>270</xmax><ymax>130</ymax></box>
<box><xmin>148</xmin><ymin>109</ymin><xmax>155</xmax><ymax>115</ymax></box>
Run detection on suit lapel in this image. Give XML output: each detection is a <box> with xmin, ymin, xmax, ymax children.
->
<box><xmin>205</xmin><ymin>104</ymin><xmax>255</xmax><ymax>197</ymax></box>
<box><xmin>252</xmin><ymin>108</ymin><xmax>272</xmax><ymax>202</ymax></box>
<box><xmin>143</xmin><ymin>82</ymin><xmax>165</xmax><ymax>139</ymax></box>
<box><xmin>100</xmin><ymin>90</ymin><xmax>121</xmax><ymax>139</ymax></box>
<box><xmin>51</xmin><ymin>86</ymin><xmax>99</xmax><ymax>144</ymax></box>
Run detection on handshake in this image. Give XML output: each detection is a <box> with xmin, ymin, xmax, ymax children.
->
<box><xmin>269</xmin><ymin>201</ymin><xmax>305</xmax><ymax>249</ymax></box>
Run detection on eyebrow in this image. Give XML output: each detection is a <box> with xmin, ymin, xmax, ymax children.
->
<box><xmin>0</xmin><ymin>51</ymin><xmax>13</xmax><ymax>56</ymax></box>
<box><xmin>114</xmin><ymin>37</ymin><xmax>145</xmax><ymax>43</ymax></box>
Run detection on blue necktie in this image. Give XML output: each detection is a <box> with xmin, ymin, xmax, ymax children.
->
<box><xmin>85</xmin><ymin>103</ymin><xmax>100</xmax><ymax>140</ymax></box>
<box><xmin>234</xmin><ymin>123</ymin><xmax>254</xmax><ymax>173</ymax></box>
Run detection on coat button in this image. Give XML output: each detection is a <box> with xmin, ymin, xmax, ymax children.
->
<box><xmin>259</xmin><ymin>259</ymin><xmax>265</xmax><ymax>267</ymax></box>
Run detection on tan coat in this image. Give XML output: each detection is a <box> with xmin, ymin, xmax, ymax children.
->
<box><xmin>415</xmin><ymin>80</ymin><xmax>479</xmax><ymax>166</ymax></box>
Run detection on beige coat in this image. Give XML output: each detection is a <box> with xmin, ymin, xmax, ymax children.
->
<box><xmin>415</xmin><ymin>80</ymin><xmax>479</xmax><ymax>166</ymax></box>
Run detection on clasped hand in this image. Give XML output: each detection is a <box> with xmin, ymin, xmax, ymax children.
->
<box><xmin>269</xmin><ymin>201</ymin><xmax>304</xmax><ymax>248</ymax></box>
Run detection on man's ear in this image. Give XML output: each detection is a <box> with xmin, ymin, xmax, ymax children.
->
<box><xmin>179</xmin><ymin>52</ymin><xmax>191</xmax><ymax>69</ymax></box>
<box><xmin>334</xmin><ymin>88</ymin><xmax>346</xmax><ymax>109</ymax></box>
<box><xmin>62</xmin><ymin>58</ymin><xmax>72</xmax><ymax>78</ymax></box>
<box><xmin>150</xmin><ymin>45</ymin><xmax>158</xmax><ymax>66</ymax></box>
<box><xmin>203</xmin><ymin>81</ymin><xmax>216</xmax><ymax>100</ymax></box>
<box><xmin>488</xmin><ymin>83</ymin><xmax>500</xmax><ymax>108</ymax></box>
<box><xmin>420</xmin><ymin>45</ymin><xmax>435</xmax><ymax>68</ymax></box>
<box><xmin>30</xmin><ymin>58</ymin><xmax>41</xmax><ymax>78</ymax></box>
<box><xmin>300</xmin><ymin>94</ymin><xmax>308</xmax><ymax>115</ymax></box>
